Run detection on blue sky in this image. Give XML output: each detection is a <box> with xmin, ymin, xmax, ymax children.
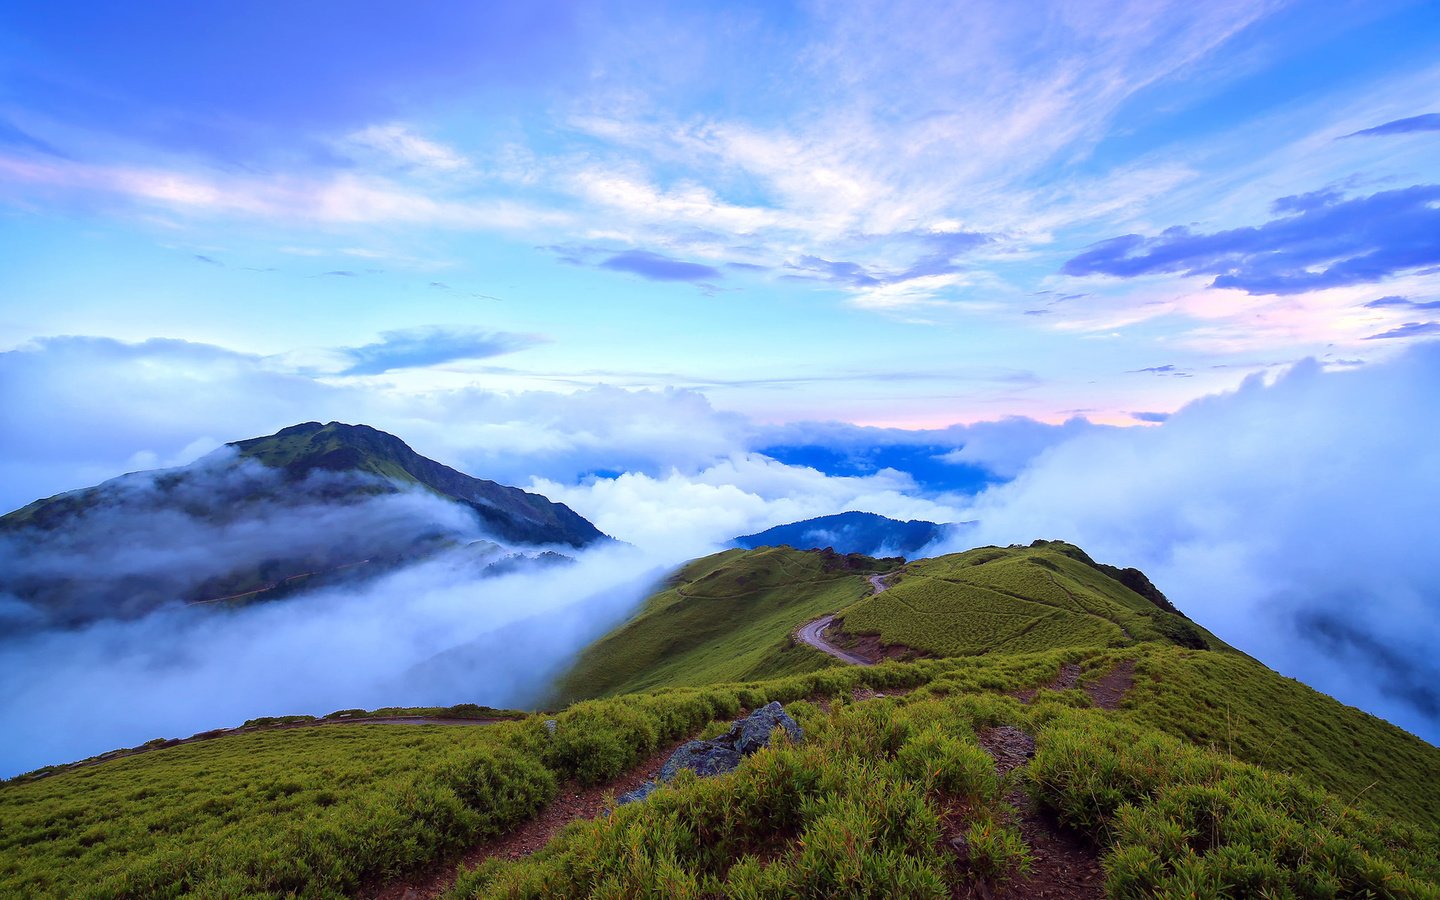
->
<box><xmin>4</xmin><ymin>1</ymin><xmax>1440</xmax><ymax>743</ymax></box>
<box><xmin>2</xmin><ymin>0</ymin><xmax>1438</xmax><ymax>431</ymax></box>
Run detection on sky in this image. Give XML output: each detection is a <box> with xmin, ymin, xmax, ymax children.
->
<box><xmin>3</xmin><ymin>2</ymin><xmax>1440</xmax><ymax>749</ymax></box>
<box><xmin>2</xmin><ymin>0</ymin><xmax>1438</xmax><ymax>432</ymax></box>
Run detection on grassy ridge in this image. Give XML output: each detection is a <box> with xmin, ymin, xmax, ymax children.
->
<box><xmin>839</xmin><ymin>542</ymin><xmax>1229</xmax><ymax>657</ymax></box>
<box><xmin>4</xmin><ymin>646</ymin><xmax>1435</xmax><ymax>897</ymax></box>
<box><xmin>452</xmin><ymin>690</ymin><xmax>1439</xmax><ymax>898</ymax></box>
<box><xmin>550</xmin><ymin>547</ymin><xmax>899</xmax><ymax>704</ymax></box>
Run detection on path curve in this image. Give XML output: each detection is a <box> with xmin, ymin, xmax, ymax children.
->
<box><xmin>795</xmin><ymin>573</ymin><xmax>893</xmax><ymax>666</ymax></box>
<box><xmin>796</xmin><ymin>615</ymin><xmax>876</xmax><ymax>666</ymax></box>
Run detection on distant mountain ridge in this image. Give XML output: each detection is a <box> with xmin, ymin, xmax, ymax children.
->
<box><xmin>734</xmin><ymin>510</ymin><xmax>961</xmax><ymax>558</ymax></box>
<box><xmin>226</xmin><ymin>422</ymin><xmax>605</xmax><ymax>548</ymax></box>
<box><xmin>0</xmin><ymin>421</ymin><xmax>606</xmax><ymax>625</ymax></box>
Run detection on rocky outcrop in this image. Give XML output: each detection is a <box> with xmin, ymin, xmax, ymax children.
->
<box><xmin>618</xmin><ymin>702</ymin><xmax>802</xmax><ymax>804</ymax></box>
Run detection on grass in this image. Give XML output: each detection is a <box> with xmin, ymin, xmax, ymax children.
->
<box><xmin>838</xmin><ymin>542</ymin><xmax>1229</xmax><ymax>657</ymax></box>
<box><xmin>4</xmin><ymin>645</ymin><xmax>1435</xmax><ymax>898</ymax></box>
<box><xmin>549</xmin><ymin>547</ymin><xmax>900</xmax><ymax>704</ymax></box>
<box><xmin>3</xmin><ymin>542</ymin><xmax>1436</xmax><ymax>897</ymax></box>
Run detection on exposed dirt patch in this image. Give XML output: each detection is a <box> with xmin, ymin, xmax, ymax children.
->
<box><xmin>977</xmin><ymin>725</ymin><xmax>1036</xmax><ymax>776</ymax></box>
<box><xmin>849</xmin><ymin>684</ymin><xmax>920</xmax><ymax>703</ymax></box>
<box><xmin>992</xmin><ymin>807</ymin><xmax>1106</xmax><ymax>900</ymax></box>
<box><xmin>366</xmin><ymin>736</ymin><xmax>692</xmax><ymax>900</ymax></box>
<box><xmin>823</xmin><ymin>619</ymin><xmax>930</xmax><ymax>663</ymax></box>
<box><xmin>1015</xmin><ymin>663</ymin><xmax>1082</xmax><ymax>704</ymax></box>
<box><xmin>956</xmin><ymin>726</ymin><xmax>1105</xmax><ymax>900</ymax></box>
<box><xmin>1083</xmin><ymin>659</ymin><xmax>1136</xmax><ymax>711</ymax></box>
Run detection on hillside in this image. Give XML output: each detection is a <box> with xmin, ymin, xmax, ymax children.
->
<box><xmin>834</xmin><ymin>540</ymin><xmax>1228</xmax><ymax>657</ymax></box>
<box><xmin>3</xmin><ymin>539</ymin><xmax>1437</xmax><ymax>898</ymax></box>
<box><xmin>550</xmin><ymin>547</ymin><xmax>903</xmax><ymax>703</ymax></box>
<box><xmin>0</xmin><ymin>422</ymin><xmax>604</xmax><ymax>624</ymax></box>
<box><xmin>226</xmin><ymin>422</ymin><xmax>605</xmax><ymax>548</ymax></box>
<box><xmin>734</xmin><ymin>510</ymin><xmax>959</xmax><ymax>557</ymax></box>
<box><xmin>3</xmin><ymin>644</ymin><xmax>1436</xmax><ymax>898</ymax></box>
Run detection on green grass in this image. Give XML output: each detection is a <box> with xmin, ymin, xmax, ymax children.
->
<box><xmin>549</xmin><ymin>547</ymin><xmax>900</xmax><ymax>704</ymax></box>
<box><xmin>4</xmin><ymin>542</ymin><xmax>1436</xmax><ymax>897</ymax></box>
<box><xmin>4</xmin><ymin>645</ymin><xmax>1435</xmax><ymax>897</ymax></box>
<box><xmin>838</xmin><ymin>542</ymin><xmax>1230</xmax><ymax>657</ymax></box>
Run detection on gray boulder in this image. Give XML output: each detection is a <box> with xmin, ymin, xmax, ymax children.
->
<box><xmin>658</xmin><ymin>741</ymin><xmax>743</xmax><ymax>782</ymax></box>
<box><xmin>617</xmin><ymin>701</ymin><xmax>803</xmax><ymax>805</ymax></box>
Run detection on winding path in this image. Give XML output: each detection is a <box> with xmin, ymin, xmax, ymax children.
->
<box><xmin>794</xmin><ymin>573</ymin><xmax>893</xmax><ymax>666</ymax></box>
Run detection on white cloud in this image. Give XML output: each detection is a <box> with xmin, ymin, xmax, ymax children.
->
<box><xmin>938</xmin><ymin>343</ymin><xmax>1440</xmax><ymax>742</ymax></box>
<box><xmin>344</xmin><ymin>123</ymin><xmax>470</xmax><ymax>173</ymax></box>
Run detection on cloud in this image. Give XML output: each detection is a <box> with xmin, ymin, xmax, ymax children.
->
<box><xmin>1365</xmin><ymin>322</ymin><xmax>1440</xmax><ymax>341</ymax></box>
<box><xmin>1365</xmin><ymin>295</ymin><xmax>1440</xmax><ymax>311</ymax></box>
<box><xmin>1342</xmin><ymin>113</ymin><xmax>1440</xmax><ymax>138</ymax></box>
<box><xmin>0</xmin><ymin>455</ymin><xmax>481</xmax><ymax>627</ymax></box>
<box><xmin>598</xmin><ymin>249</ymin><xmax>723</xmax><ymax>283</ymax></box>
<box><xmin>0</xmin><ymin>542</ymin><xmax>662</xmax><ymax>777</ymax></box>
<box><xmin>1130</xmin><ymin>411</ymin><xmax>1170</xmax><ymax>423</ymax></box>
<box><xmin>533</xmin><ymin>454</ymin><xmax>968</xmax><ymax>560</ymax></box>
<box><xmin>343</xmin><ymin>123</ymin><xmax>469</xmax><ymax>173</ymax></box>
<box><xmin>336</xmin><ymin>326</ymin><xmax>544</xmax><ymax>375</ymax></box>
<box><xmin>938</xmin><ymin>344</ymin><xmax>1440</xmax><ymax>742</ymax></box>
<box><xmin>1063</xmin><ymin>184</ymin><xmax>1440</xmax><ymax>295</ymax></box>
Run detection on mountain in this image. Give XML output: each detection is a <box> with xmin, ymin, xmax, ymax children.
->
<box><xmin>5</xmin><ymin>537</ymin><xmax>1437</xmax><ymax>898</ymax></box>
<box><xmin>225</xmin><ymin>422</ymin><xmax>605</xmax><ymax>547</ymax></box>
<box><xmin>549</xmin><ymin>546</ymin><xmax>903</xmax><ymax>702</ymax></box>
<box><xmin>0</xmin><ymin>421</ymin><xmax>605</xmax><ymax>625</ymax></box>
<box><xmin>733</xmin><ymin>510</ymin><xmax>961</xmax><ymax>557</ymax></box>
<box><xmin>552</xmin><ymin>541</ymin><xmax>1222</xmax><ymax>708</ymax></box>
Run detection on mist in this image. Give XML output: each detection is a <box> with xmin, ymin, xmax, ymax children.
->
<box><xmin>0</xmin><ymin>451</ymin><xmax>482</xmax><ymax>627</ymax></box>
<box><xmin>0</xmin><ymin>542</ymin><xmax>663</xmax><ymax>778</ymax></box>
<box><xmin>939</xmin><ymin>344</ymin><xmax>1440</xmax><ymax>744</ymax></box>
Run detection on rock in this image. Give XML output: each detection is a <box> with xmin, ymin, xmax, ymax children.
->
<box><xmin>616</xmin><ymin>781</ymin><xmax>660</xmax><ymax>805</ymax></box>
<box><xmin>658</xmin><ymin>741</ymin><xmax>743</xmax><ymax>782</ymax></box>
<box><xmin>617</xmin><ymin>702</ymin><xmax>803</xmax><ymax>805</ymax></box>
<box><xmin>725</xmin><ymin>701</ymin><xmax>803</xmax><ymax>755</ymax></box>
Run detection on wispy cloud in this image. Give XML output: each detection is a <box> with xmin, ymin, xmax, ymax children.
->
<box><xmin>1064</xmin><ymin>185</ymin><xmax>1440</xmax><ymax>295</ymax></box>
<box><xmin>336</xmin><ymin>327</ymin><xmax>545</xmax><ymax>376</ymax></box>
<box><xmin>1342</xmin><ymin>112</ymin><xmax>1440</xmax><ymax>138</ymax></box>
<box><xmin>1365</xmin><ymin>322</ymin><xmax>1440</xmax><ymax>341</ymax></box>
<box><xmin>598</xmin><ymin>249</ymin><xmax>722</xmax><ymax>283</ymax></box>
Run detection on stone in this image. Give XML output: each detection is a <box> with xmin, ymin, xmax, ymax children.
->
<box><xmin>616</xmin><ymin>702</ymin><xmax>804</xmax><ymax>805</ymax></box>
<box><xmin>658</xmin><ymin>741</ymin><xmax>743</xmax><ymax>782</ymax></box>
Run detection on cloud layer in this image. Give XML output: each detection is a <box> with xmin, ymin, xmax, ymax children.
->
<box><xmin>943</xmin><ymin>343</ymin><xmax>1440</xmax><ymax>742</ymax></box>
<box><xmin>1064</xmin><ymin>185</ymin><xmax>1440</xmax><ymax>295</ymax></box>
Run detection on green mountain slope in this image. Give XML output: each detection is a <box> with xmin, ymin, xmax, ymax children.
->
<box><xmin>837</xmin><ymin>540</ymin><xmax>1229</xmax><ymax>657</ymax></box>
<box><xmin>550</xmin><ymin>547</ymin><xmax>902</xmax><ymax>703</ymax></box>
<box><xmin>0</xmin><ymin>422</ymin><xmax>605</xmax><ymax>623</ymax></box>
<box><xmin>3</xmin><ymin>644</ymin><xmax>1435</xmax><ymax>898</ymax></box>
<box><xmin>4</xmin><ymin>540</ymin><xmax>1436</xmax><ymax>898</ymax></box>
<box><xmin>230</xmin><ymin>421</ymin><xmax>605</xmax><ymax>547</ymax></box>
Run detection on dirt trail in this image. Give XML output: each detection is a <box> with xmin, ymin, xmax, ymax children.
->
<box><xmin>793</xmin><ymin>572</ymin><xmax>895</xmax><ymax>666</ymax></box>
<box><xmin>367</xmin><ymin>736</ymin><xmax>692</xmax><ymax>900</ymax></box>
<box><xmin>795</xmin><ymin>614</ymin><xmax>878</xmax><ymax>666</ymax></box>
<box><xmin>963</xmin><ymin>726</ymin><xmax>1105</xmax><ymax>900</ymax></box>
<box><xmin>1014</xmin><ymin>659</ymin><xmax>1135</xmax><ymax>711</ymax></box>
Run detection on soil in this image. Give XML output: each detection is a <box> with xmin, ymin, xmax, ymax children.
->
<box><xmin>964</xmin><ymin>726</ymin><xmax>1106</xmax><ymax>900</ymax></box>
<box><xmin>1015</xmin><ymin>663</ymin><xmax>1082</xmax><ymax>703</ymax></box>
<box><xmin>1083</xmin><ymin>659</ymin><xmax>1135</xmax><ymax>710</ymax></box>
<box><xmin>822</xmin><ymin>618</ymin><xmax>928</xmax><ymax>663</ymax></box>
<box><xmin>365</xmin><ymin>735</ymin><xmax>693</xmax><ymax>900</ymax></box>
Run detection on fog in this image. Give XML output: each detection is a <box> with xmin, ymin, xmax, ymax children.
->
<box><xmin>0</xmin><ymin>542</ymin><xmax>664</xmax><ymax>777</ymax></box>
<box><xmin>939</xmin><ymin>344</ymin><xmax>1440</xmax><ymax>743</ymax></box>
<box><xmin>0</xmin><ymin>451</ymin><xmax>485</xmax><ymax>628</ymax></box>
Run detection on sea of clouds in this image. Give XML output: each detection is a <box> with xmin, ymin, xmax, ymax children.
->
<box><xmin>1</xmin><ymin>336</ymin><xmax>1435</xmax><ymax>776</ymax></box>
